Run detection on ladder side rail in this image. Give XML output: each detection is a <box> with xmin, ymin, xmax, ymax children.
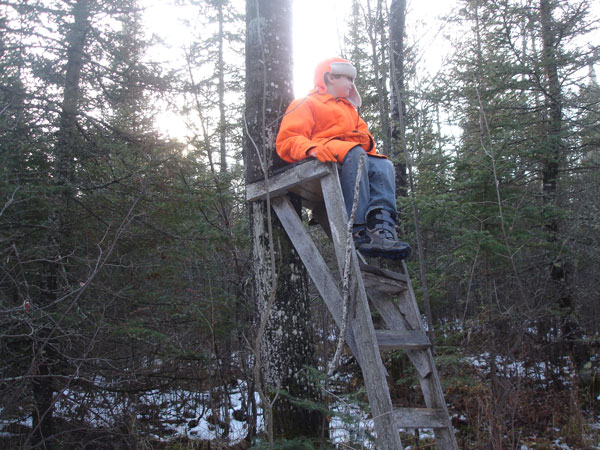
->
<box><xmin>400</xmin><ymin>262</ymin><xmax>459</xmax><ymax>449</ymax></box>
<box><xmin>320</xmin><ymin>167</ymin><xmax>403</xmax><ymax>450</ymax></box>
<box><xmin>397</xmin><ymin>261</ymin><xmax>447</xmax><ymax>406</ymax></box>
<box><xmin>376</xmin><ymin>288</ymin><xmax>458</xmax><ymax>449</ymax></box>
<box><xmin>365</xmin><ymin>281</ymin><xmax>459</xmax><ymax>449</ymax></box>
<box><xmin>421</xmin><ymin>350</ymin><xmax>460</xmax><ymax>450</ymax></box>
<box><xmin>396</xmin><ymin>265</ymin><xmax>425</xmax><ymax>331</ymax></box>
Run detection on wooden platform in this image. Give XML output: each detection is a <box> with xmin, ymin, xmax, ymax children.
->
<box><xmin>246</xmin><ymin>159</ymin><xmax>328</xmax><ymax>207</ymax></box>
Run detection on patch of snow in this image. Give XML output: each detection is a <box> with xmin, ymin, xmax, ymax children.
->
<box><xmin>329</xmin><ymin>400</ymin><xmax>374</xmax><ymax>448</ymax></box>
<box><xmin>464</xmin><ymin>353</ymin><xmax>572</xmax><ymax>387</ymax></box>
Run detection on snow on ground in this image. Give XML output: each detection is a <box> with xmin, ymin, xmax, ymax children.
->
<box><xmin>0</xmin><ymin>378</ymin><xmax>434</xmax><ymax>448</ymax></box>
<box><xmin>329</xmin><ymin>399</ymin><xmax>374</xmax><ymax>446</ymax></box>
<box><xmin>466</xmin><ymin>352</ymin><xmax>573</xmax><ymax>386</ymax></box>
<box><xmin>0</xmin><ymin>380</ymin><xmax>261</xmax><ymax>444</ymax></box>
<box><xmin>0</xmin><ymin>379</ymin><xmax>377</xmax><ymax>447</ymax></box>
<box><xmin>1</xmin><ymin>349</ymin><xmax>598</xmax><ymax>447</ymax></box>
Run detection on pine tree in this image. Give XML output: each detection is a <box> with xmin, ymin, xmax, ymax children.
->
<box><xmin>0</xmin><ymin>0</ymin><xmax>193</xmax><ymax>445</ymax></box>
<box><xmin>413</xmin><ymin>0</ymin><xmax>600</xmax><ymax>444</ymax></box>
<box><xmin>182</xmin><ymin>0</ymin><xmax>244</xmax><ymax>175</ymax></box>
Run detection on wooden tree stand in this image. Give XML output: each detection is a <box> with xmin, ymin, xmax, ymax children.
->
<box><xmin>247</xmin><ymin>159</ymin><xmax>459</xmax><ymax>450</ymax></box>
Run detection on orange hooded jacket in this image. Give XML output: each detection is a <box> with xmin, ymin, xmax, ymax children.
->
<box><xmin>275</xmin><ymin>57</ymin><xmax>384</xmax><ymax>164</ymax></box>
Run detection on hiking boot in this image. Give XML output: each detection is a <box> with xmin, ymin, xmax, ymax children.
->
<box><xmin>353</xmin><ymin>224</ymin><xmax>369</xmax><ymax>249</ymax></box>
<box><xmin>359</xmin><ymin>209</ymin><xmax>411</xmax><ymax>260</ymax></box>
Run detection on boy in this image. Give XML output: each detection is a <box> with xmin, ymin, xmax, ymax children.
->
<box><xmin>276</xmin><ymin>57</ymin><xmax>411</xmax><ymax>260</ymax></box>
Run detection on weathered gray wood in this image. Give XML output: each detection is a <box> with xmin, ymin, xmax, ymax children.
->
<box><xmin>365</xmin><ymin>263</ymin><xmax>458</xmax><ymax>448</ymax></box>
<box><xmin>394</xmin><ymin>408</ymin><xmax>447</xmax><ymax>429</ymax></box>
<box><xmin>254</xmin><ymin>163</ymin><xmax>458</xmax><ymax>449</ymax></box>
<box><xmin>320</xmin><ymin>169</ymin><xmax>403</xmax><ymax>450</ymax></box>
<box><xmin>288</xmin><ymin>179</ymin><xmax>323</xmax><ymax>204</ymax></box>
<box><xmin>360</xmin><ymin>262</ymin><xmax>409</xmax><ymax>283</ymax></box>
<box><xmin>376</xmin><ymin>330</ymin><xmax>431</xmax><ymax>350</ymax></box>
<box><xmin>270</xmin><ymin>196</ymin><xmax>363</xmax><ymax>367</ymax></box>
<box><xmin>362</xmin><ymin>271</ymin><xmax>407</xmax><ymax>295</ymax></box>
<box><xmin>399</xmin><ymin>261</ymin><xmax>427</xmax><ymax>330</ymax></box>
<box><xmin>246</xmin><ymin>159</ymin><xmax>331</xmax><ymax>202</ymax></box>
<box><xmin>365</xmin><ymin>288</ymin><xmax>432</xmax><ymax>378</ymax></box>
<box><xmin>396</xmin><ymin>290</ymin><xmax>423</xmax><ymax>330</ymax></box>
<box><xmin>399</xmin><ymin>261</ymin><xmax>459</xmax><ymax>449</ymax></box>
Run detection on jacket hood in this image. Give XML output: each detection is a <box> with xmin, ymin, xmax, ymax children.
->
<box><xmin>312</xmin><ymin>57</ymin><xmax>362</xmax><ymax>108</ymax></box>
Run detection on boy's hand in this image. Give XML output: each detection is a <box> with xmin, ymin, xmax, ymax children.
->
<box><xmin>309</xmin><ymin>146</ymin><xmax>337</xmax><ymax>163</ymax></box>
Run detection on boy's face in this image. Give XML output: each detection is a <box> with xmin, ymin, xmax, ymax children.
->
<box><xmin>326</xmin><ymin>74</ymin><xmax>354</xmax><ymax>99</ymax></box>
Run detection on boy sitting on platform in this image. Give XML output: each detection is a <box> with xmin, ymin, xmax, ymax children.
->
<box><xmin>275</xmin><ymin>57</ymin><xmax>411</xmax><ymax>260</ymax></box>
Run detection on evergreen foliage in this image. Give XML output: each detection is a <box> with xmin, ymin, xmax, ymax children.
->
<box><xmin>0</xmin><ymin>0</ymin><xmax>598</xmax><ymax>448</ymax></box>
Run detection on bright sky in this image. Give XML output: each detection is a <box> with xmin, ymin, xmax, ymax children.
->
<box><xmin>143</xmin><ymin>0</ymin><xmax>456</xmax><ymax>138</ymax></box>
<box><xmin>292</xmin><ymin>0</ymin><xmax>349</xmax><ymax>96</ymax></box>
<box><xmin>143</xmin><ymin>0</ymin><xmax>598</xmax><ymax>139</ymax></box>
<box><xmin>291</xmin><ymin>0</ymin><xmax>456</xmax><ymax>96</ymax></box>
<box><xmin>142</xmin><ymin>0</ymin><xmax>458</xmax><ymax>95</ymax></box>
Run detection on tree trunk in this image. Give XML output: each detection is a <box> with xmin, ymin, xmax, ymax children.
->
<box><xmin>32</xmin><ymin>1</ymin><xmax>89</xmax><ymax>448</ymax></box>
<box><xmin>244</xmin><ymin>0</ymin><xmax>323</xmax><ymax>441</ymax></box>
<box><xmin>539</xmin><ymin>0</ymin><xmax>562</xmax><ymax>214</ymax></box>
<box><xmin>539</xmin><ymin>0</ymin><xmax>587</xmax><ymax>370</ymax></box>
<box><xmin>389</xmin><ymin>0</ymin><xmax>407</xmax><ymax>196</ymax></box>
<box><xmin>217</xmin><ymin>0</ymin><xmax>227</xmax><ymax>172</ymax></box>
<box><xmin>365</xmin><ymin>0</ymin><xmax>391</xmax><ymax>155</ymax></box>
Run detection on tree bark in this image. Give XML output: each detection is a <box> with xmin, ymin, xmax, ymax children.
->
<box><xmin>389</xmin><ymin>0</ymin><xmax>408</xmax><ymax>196</ymax></box>
<box><xmin>244</xmin><ymin>0</ymin><xmax>323</xmax><ymax>441</ymax></box>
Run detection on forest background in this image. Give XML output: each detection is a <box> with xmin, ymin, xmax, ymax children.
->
<box><xmin>1</xmin><ymin>0</ymin><xmax>599</xmax><ymax>449</ymax></box>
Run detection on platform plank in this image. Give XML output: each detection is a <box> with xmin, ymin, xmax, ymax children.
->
<box><xmin>246</xmin><ymin>159</ymin><xmax>331</xmax><ymax>202</ymax></box>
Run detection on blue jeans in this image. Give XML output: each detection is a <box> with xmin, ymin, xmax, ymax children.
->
<box><xmin>339</xmin><ymin>146</ymin><xmax>397</xmax><ymax>225</ymax></box>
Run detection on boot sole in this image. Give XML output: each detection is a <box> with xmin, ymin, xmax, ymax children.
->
<box><xmin>358</xmin><ymin>246</ymin><xmax>411</xmax><ymax>260</ymax></box>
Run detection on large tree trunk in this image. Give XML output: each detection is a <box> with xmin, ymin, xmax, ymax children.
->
<box><xmin>539</xmin><ymin>0</ymin><xmax>562</xmax><ymax>220</ymax></box>
<box><xmin>31</xmin><ymin>1</ymin><xmax>89</xmax><ymax>448</ymax></box>
<box><xmin>244</xmin><ymin>0</ymin><xmax>323</xmax><ymax>441</ymax></box>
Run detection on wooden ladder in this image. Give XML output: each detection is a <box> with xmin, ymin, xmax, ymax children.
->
<box><xmin>247</xmin><ymin>160</ymin><xmax>458</xmax><ymax>450</ymax></box>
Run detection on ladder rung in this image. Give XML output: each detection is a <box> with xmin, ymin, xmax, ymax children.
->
<box><xmin>375</xmin><ymin>330</ymin><xmax>431</xmax><ymax>350</ymax></box>
<box><xmin>361</xmin><ymin>272</ymin><xmax>407</xmax><ymax>295</ymax></box>
<box><xmin>394</xmin><ymin>407</ymin><xmax>448</xmax><ymax>429</ymax></box>
<box><xmin>359</xmin><ymin>262</ymin><xmax>408</xmax><ymax>283</ymax></box>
